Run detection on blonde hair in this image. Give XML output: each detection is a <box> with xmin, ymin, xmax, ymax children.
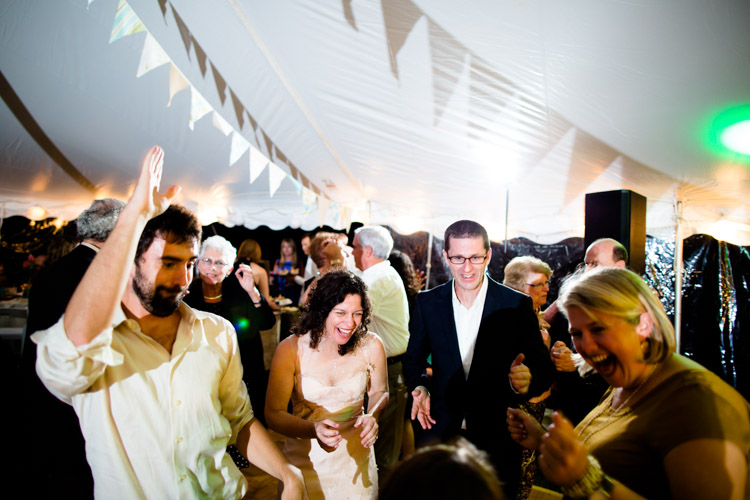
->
<box><xmin>503</xmin><ymin>256</ymin><xmax>552</xmax><ymax>292</ymax></box>
<box><xmin>558</xmin><ymin>267</ymin><xmax>675</xmax><ymax>363</ymax></box>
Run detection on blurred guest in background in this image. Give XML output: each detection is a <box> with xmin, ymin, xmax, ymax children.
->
<box><xmin>22</xmin><ymin>197</ymin><xmax>125</xmax><ymax>499</ymax></box>
<box><xmin>184</xmin><ymin>235</ymin><xmax>275</xmax><ymax>432</ymax></box>
<box><xmin>379</xmin><ymin>437</ymin><xmax>504</xmax><ymax>500</ymax></box>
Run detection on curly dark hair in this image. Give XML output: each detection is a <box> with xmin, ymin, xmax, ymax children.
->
<box><xmin>292</xmin><ymin>270</ymin><xmax>371</xmax><ymax>356</ymax></box>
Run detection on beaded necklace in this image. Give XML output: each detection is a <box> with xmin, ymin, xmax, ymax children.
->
<box><xmin>578</xmin><ymin>364</ymin><xmax>657</xmax><ymax>444</ymax></box>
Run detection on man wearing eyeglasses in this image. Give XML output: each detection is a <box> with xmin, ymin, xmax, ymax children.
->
<box><xmin>403</xmin><ymin>220</ymin><xmax>554</xmax><ymax>498</ymax></box>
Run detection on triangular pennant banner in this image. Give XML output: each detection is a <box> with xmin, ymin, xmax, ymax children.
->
<box><xmin>268</xmin><ymin>162</ymin><xmax>287</xmax><ymax>197</ymax></box>
<box><xmin>261</xmin><ymin>130</ymin><xmax>274</xmax><ymax>158</ymax></box>
<box><xmin>317</xmin><ymin>196</ymin><xmax>331</xmax><ymax>226</ymax></box>
<box><xmin>230</xmin><ymin>89</ymin><xmax>245</xmax><ymax>130</ymax></box>
<box><xmin>289</xmin><ymin>176</ymin><xmax>303</xmax><ymax>195</ymax></box>
<box><xmin>172</xmin><ymin>9</ymin><xmax>193</xmax><ymax>57</ymax></box>
<box><xmin>230</xmin><ymin>131</ymin><xmax>251</xmax><ymax>166</ymax></box>
<box><xmin>210</xmin><ymin>63</ymin><xmax>227</xmax><ymax>105</ymax></box>
<box><xmin>110</xmin><ymin>0</ymin><xmax>146</xmax><ymax>43</ymax></box>
<box><xmin>428</xmin><ymin>20</ymin><xmax>469</xmax><ymax>125</ymax></box>
<box><xmin>212</xmin><ymin>112</ymin><xmax>234</xmax><ymax>136</ymax></box>
<box><xmin>301</xmin><ymin>187</ymin><xmax>316</xmax><ymax>214</ymax></box>
<box><xmin>192</xmin><ymin>38</ymin><xmax>208</xmax><ymax>77</ymax></box>
<box><xmin>189</xmin><ymin>87</ymin><xmax>213</xmax><ymax>130</ymax></box>
<box><xmin>249</xmin><ymin>147</ymin><xmax>269</xmax><ymax>183</ymax></box>
<box><xmin>381</xmin><ymin>0</ymin><xmax>423</xmax><ymax>79</ymax></box>
<box><xmin>157</xmin><ymin>0</ymin><xmax>168</xmax><ymax>18</ymax></box>
<box><xmin>137</xmin><ymin>33</ymin><xmax>170</xmax><ymax>77</ymax></box>
<box><xmin>247</xmin><ymin>111</ymin><xmax>258</xmax><ymax>132</ymax></box>
<box><xmin>167</xmin><ymin>64</ymin><xmax>189</xmax><ymax>107</ymax></box>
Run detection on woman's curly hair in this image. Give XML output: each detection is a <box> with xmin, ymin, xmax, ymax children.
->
<box><xmin>292</xmin><ymin>270</ymin><xmax>371</xmax><ymax>356</ymax></box>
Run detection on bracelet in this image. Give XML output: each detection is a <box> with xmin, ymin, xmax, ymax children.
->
<box><xmin>561</xmin><ymin>455</ymin><xmax>606</xmax><ymax>499</ymax></box>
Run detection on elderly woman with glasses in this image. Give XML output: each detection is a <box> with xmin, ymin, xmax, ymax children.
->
<box><xmin>184</xmin><ymin>236</ymin><xmax>276</xmax><ymax>432</ymax></box>
<box><xmin>508</xmin><ymin>268</ymin><xmax>750</xmax><ymax>499</ymax></box>
<box><xmin>503</xmin><ymin>256</ymin><xmax>557</xmax><ymax>499</ymax></box>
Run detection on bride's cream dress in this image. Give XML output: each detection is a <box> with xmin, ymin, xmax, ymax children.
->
<box><xmin>282</xmin><ymin>332</ymin><xmax>379</xmax><ymax>499</ymax></box>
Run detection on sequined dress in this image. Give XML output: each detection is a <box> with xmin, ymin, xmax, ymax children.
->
<box><xmin>283</xmin><ymin>334</ymin><xmax>378</xmax><ymax>499</ymax></box>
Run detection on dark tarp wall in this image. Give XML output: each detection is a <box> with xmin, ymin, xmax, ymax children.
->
<box><xmin>2</xmin><ymin>218</ymin><xmax>749</xmax><ymax>398</ymax></box>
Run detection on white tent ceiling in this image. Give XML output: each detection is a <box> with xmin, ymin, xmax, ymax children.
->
<box><xmin>1</xmin><ymin>0</ymin><xmax>749</xmax><ymax>244</ymax></box>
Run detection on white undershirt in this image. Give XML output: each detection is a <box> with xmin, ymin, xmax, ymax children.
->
<box><xmin>452</xmin><ymin>275</ymin><xmax>489</xmax><ymax>380</ymax></box>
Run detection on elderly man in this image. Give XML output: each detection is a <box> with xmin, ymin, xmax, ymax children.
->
<box><xmin>352</xmin><ymin>225</ymin><xmax>410</xmax><ymax>481</ymax></box>
<box><xmin>32</xmin><ymin>147</ymin><xmax>304</xmax><ymax>499</ymax></box>
<box><xmin>403</xmin><ymin>220</ymin><xmax>554</xmax><ymax>498</ymax></box>
<box><xmin>21</xmin><ymin>197</ymin><xmax>125</xmax><ymax>498</ymax></box>
<box><xmin>583</xmin><ymin>237</ymin><xmax>628</xmax><ymax>270</ymax></box>
<box><xmin>542</xmin><ymin>237</ymin><xmax>628</xmax><ymax>424</ymax></box>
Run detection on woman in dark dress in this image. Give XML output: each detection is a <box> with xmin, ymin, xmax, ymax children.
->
<box><xmin>184</xmin><ymin>235</ymin><xmax>276</xmax><ymax>427</ymax></box>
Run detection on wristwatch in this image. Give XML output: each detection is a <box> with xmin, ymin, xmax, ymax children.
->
<box><xmin>596</xmin><ymin>474</ymin><xmax>616</xmax><ymax>498</ymax></box>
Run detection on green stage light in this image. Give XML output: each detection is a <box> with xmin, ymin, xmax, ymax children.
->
<box><xmin>708</xmin><ymin>105</ymin><xmax>750</xmax><ymax>160</ymax></box>
<box><xmin>721</xmin><ymin>120</ymin><xmax>750</xmax><ymax>155</ymax></box>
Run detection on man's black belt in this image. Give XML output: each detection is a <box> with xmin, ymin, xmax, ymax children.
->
<box><xmin>387</xmin><ymin>354</ymin><xmax>404</xmax><ymax>365</ymax></box>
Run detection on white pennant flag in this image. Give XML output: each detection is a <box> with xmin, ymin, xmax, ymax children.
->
<box><xmin>137</xmin><ymin>33</ymin><xmax>170</xmax><ymax>77</ymax></box>
<box><xmin>249</xmin><ymin>146</ymin><xmax>269</xmax><ymax>183</ymax></box>
<box><xmin>230</xmin><ymin>131</ymin><xmax>250</xmax><ymax>166</ymax></box>
<box><xmin>189</xmin><ymin>87</ymin><xmax>213</xmax><ymax>130</ymax></box>
<box><xmin>268</xmin><ymin>162</ymin><xmax>286</xmax><ymax>197</ymax></box>
<box><xmin>110</xmin><ymin>0</ymin><xmax>145</xmax><ymax>43</ymax></box>
<box><xmin>317</xmin><ymin>196</ymin><xmax>331</xmax><ymax>226</ymax></box>
<box><xmin>168</xmin><ymin>64</ymin><xmax>189</xmax><ymax>107</ymax></box>
<box><xmin>301</xmin><ymin>186</ymin><xmax>316</xmax><ymax>214</ymax></box>
<box><xmin>212</xmin><ymin>112</ymin><xmax>234</xmax><ymax>136</ymax></box>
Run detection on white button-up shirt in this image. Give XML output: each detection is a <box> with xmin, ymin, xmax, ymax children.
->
<box><xmin>452</xmin><ymin>275</ymin><xmax>489</xmax><ymax>380</ymax></box>
<box><xmin>33</xmin><ymin>302</ymin><xmax>253</xmax><ymax>499</ymax></box>
<box><xmin>361</xmin><ymin>260</ymin><xmax>410</xmax><ymax>358</ymax></box>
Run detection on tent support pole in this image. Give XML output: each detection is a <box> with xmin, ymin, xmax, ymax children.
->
<box><xmin>504</xmin><ymin>187</ymin><xmax>509</xmax><ymax>253</ymax></box>
<box><xmin>674</xmin><ymin>200</ymin><xmax>683</xmax><ymax>352</ymax></box>
<box><xmin>425</xmin><ymin>231</ymin><xmax>433</xmax><ymax>290</ymax></box>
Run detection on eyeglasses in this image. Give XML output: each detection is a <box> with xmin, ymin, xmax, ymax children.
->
<box><xmin>526</xmin><ymin>280</ymin><xmax>550</xmax><ymax>289</ymax></box>
<box><xmin>446</xmin><ymin>254</ymin><xmax>488</xmax><ymax>265</ymax></box>
<box><xmin>200</xmin><ymin>257</ymin><xmax>228</xmax><ymax>269</ymax></box>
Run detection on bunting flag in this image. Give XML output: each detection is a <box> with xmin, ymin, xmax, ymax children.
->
<box><xmin>189</xmin><ymin>87</ymin><xmax>212</xmax><ymax>130</ymax></box>
<box><xmin>212</xmin><ymin>111</ymin><xmax>233</xmax><ymax>136</ymax></box>
<box><xmin>110</xmin><ymin>0</ymin><xmax>145</xmax><ymax>43</ymax></box>
<box><xmin>428</xmin><ymin>20</ymin><xmax>469</xmax><ymax>125</ymax></box>
<box><xmin>192</xmin><ymin>39</ymin><xmax>208</xmax><ymax>76</ymax></box>
<box><xmin>229</xmin><ymin>89</ymin><xmax>245</xmax><ymax>130</ymax></box>
<box><xmin>167</xmin><ymin>64</ymin><xmax>189</xmax><ymax>106</ymax></box>
<box><xmin>249</xmin><ymin>146</ymin><xmax>269</xmax><ymax>183</ymax></box>
<box><xmin>137</xmin><ymin>33</ymin><xmax>170</xmax><ymax>77</ymax></box>
<box><xmin>268</xmin><ymin>162</ymin><xmax>286</xmax><ymax>197</ymax></box>
<box><xmin>230</xmin><ymin>131</ymin><xmax>250</xmax><ymax>165</ymax></box>
<box><xmin>98</xmin><ymin>0</ymin><xmax>336</xmax><ymax>224</ymax></box>
<box><xmin>172</xmin><ymin>9</ymin><xmax>193</xmax><ymax>57</ymax></box>
<box><xmin>317</xmin><ymin>196</ymin><xmax>331</xmax><ymax>226</ymax></box>
<box><xmin>289</xmin><ymin>176</ymin><xmax>303</xmax><ymax>195</ymax></box>
<box><xmin>301</xmin><ymin>187</ymin><xmax>315</xmax><ymax>214</ymax></box>
<box><xmin>381</xmin><ymin>0</ymin><xmax>423</xmax><ymax>79</ymax></box>
<box><xmin>210</xmin><ymin>63</ymin><xmax>227</xmax><ymax>105</ymax></box>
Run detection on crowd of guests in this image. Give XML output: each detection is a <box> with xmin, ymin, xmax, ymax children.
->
<box><xmin>19</xmin><ymin>146</ymin><xmax>750</xmax><ymax>500</ymax></box>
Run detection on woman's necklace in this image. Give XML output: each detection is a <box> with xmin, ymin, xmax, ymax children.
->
<box><xmin>203</xmin><ymin>293</ymin><xmax>222</xmax><ymax>300</ymax></box>
<box><xmin>578</xmin><ymin>364</ymin><xmax>658</xmax><ymax>444</ymax></box>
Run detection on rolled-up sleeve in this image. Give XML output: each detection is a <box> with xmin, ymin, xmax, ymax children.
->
<box><xmin>32</xmin><ymin>315</ymin><xmax>124</xmax><ymax>404</ymax></box>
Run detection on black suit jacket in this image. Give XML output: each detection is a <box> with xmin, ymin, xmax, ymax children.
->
<box><xmin>403</xmin><ymin>276</ymin><xmax>554</xmax><ymax>495</ymax></box>
<box><xmin>21</xmin><ymin>244</ymin><xmax>96</xmax><ymax>498</ymax></box>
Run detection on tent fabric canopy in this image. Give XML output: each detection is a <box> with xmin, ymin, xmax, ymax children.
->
<box><xmin>1</xmin><ymin>0</ymin><xmax>748</xmax><ymax>244</ymax></box>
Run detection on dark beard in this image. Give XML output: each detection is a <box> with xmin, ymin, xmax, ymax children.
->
<box><xmin>132</xmin><ymin>265</ymin><xmax>185</xmax><ymax>317</ymax></box>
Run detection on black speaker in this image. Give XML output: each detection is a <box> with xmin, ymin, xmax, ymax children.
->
<box><xmin>584</xmin><ymin>190</ymin><xmax>647</xmax><ymax>274</ymax></box>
